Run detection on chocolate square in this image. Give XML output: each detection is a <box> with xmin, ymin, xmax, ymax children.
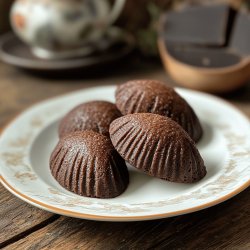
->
<box><xmin>230</xmin><ymin>12</ymin><xmax>250</xmax><ymax>56</ymax></box>
<box><xmin>161</xmin><ymin>4</ymin><xmax>230</xmax><ymax>46</ymax></box>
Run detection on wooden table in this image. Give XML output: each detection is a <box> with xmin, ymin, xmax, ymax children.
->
<box><xmin>0</xmin><ymin>59</ymin><xmax>249</xmax><ymax>249</ymax></box>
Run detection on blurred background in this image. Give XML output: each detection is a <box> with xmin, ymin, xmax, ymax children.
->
<box><xmin>1</xmin><ymin>0</ymin><xmax>249</xmax><ymax>56</ymax></box>
<box><xmin>0</xmin><ymin>0</ymin><xmax>249</xmax><ymax>104</ymax></box>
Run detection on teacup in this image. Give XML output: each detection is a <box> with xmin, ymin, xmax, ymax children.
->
<box><xmin>10</xmin><ymin>0</ymin><xmax>125</xmax><ymax>59</ymax></box>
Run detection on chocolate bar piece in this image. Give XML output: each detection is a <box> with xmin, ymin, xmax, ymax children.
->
<box><xmin>230</xmin><ymin>12</ymin><xmax>250</xmax><ymax>56</ymax></box>
<box><xmin>161</xmin><ymin>4</ymin><xmax>229</xmax><ymax>46</ymax></box>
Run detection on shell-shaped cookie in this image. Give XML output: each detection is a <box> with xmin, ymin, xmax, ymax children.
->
<box><xmin>59</xmin><ymin>101</ymin><xmax>121</xmax><ymax>138</ymax></box>
<box><xmin>110</xmin><ymin>113</ymin><xmax>206</xmax><ymax>183</ymax></box>
<box><xmin>115</xmin><ymin>80</ymin><xmax>202</xmax><ymax>142</ymax></box>
<box><xmin>50</xmin><ymin>130</ymin><xmax>129</xmax><ymax>198</ymax></box>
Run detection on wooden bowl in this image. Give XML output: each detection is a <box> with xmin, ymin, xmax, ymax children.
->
<box><xmin>158</xmin><ymin>38</ymin><xmax>250</xmax><ymax>93</ymax></box>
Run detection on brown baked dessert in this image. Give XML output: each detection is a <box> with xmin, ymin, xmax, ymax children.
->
<box><xmin>59</xmin><ymin>101</ymin><xmax>121</xmax><ymax>138</ymax></box>
<box><xmin>115</xmin><ymin>80</ymin><xmax>202</xmax><ymax>142</ymax></box>
<box><xmin>110</xmin><ymin>113</ymin><xmax>206</xmax><ymax>183</ymax></box>
<box><xmin>50</xmin><ymin>130</ymin><xmax>129</xmax><ymax>198</ymax></box>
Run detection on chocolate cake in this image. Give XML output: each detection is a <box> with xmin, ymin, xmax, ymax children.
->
<box><xmin>59</xmin><ymin>101</ymin><xmax>121</xmax><ymax>138</ymax></box>
<box><xmin>50</xmin><ymin>130</ymin><xmax>129</xmax><ymax>198</ymax></box>
<box><xmin>115</xmin><ymin>80</ymin><xmax>203</xmax><ymax>142</ymax></box>
<box><xmin>109</xmin><ymin>113</ymin><xmax>206</xmax><ymax>183</ymax></box>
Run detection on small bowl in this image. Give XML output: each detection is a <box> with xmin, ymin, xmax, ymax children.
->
<box><xmin>158</xmin><ymin>38</ymin><xmax>250</xmax><ymax>93</ymax></box>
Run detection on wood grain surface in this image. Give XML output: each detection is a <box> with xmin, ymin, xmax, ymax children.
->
<box><xmin>0</xmin><ymin>184</ymin><xmax>58</xmax><ymax>248</ymax></box>
<box><xmin>3</xmin><ymin>188</ymin><xmax>250</xmax><ymax>250</ymax></box>
<box><xmin>0</xmin><ymin>59</ymin><xmax>249</xmax><ymax>249</ymax></box>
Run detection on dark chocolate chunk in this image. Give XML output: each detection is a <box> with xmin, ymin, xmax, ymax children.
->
<box><xmin>160</xmin><ymin>4</ymin><xmax>229</xmax><ymax>46</ymax></box>
<box><xmin>115</xmin><ymin>80</ymin><xmax>203</xmax><ymax>142</ymax></box>
<box><xmin>230</xmin><ymin>12</ymin><xmax>250</xmax><ymax>56</ymax></box>
<box><xmin>50</xmin><ymin>130</ymin><xmax>129</xmax><ymax>198</ymax></box>
<box><xmin>110</xmin><ymin>113</ymin><xmax>206</xmax><ymax>183</ymax></box>
<box><xmin>59</xmin><ymin>101</ymin><xmax>121</xmax><ymax>138</ymax></box>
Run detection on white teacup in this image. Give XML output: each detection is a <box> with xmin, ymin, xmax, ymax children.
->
<box><xmin>10</xmin><ymin>0</ymin><xmax>125</xmax><ymax>59</ymax></box>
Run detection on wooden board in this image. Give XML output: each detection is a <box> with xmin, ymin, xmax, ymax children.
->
<box><xmin>4</xmin><ymin>188</ymin><xmax>250</xmax><ymax>249</ymax></box>
<box><xmin>0</xmin><ymin>184</ymin><xmax>58</xmax><ymax>248</ymax></box>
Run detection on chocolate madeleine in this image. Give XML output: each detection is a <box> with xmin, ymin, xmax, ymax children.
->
<box><xmin>50</xmin><ymin>130</ymin><xmax>129</xmax><ymax>198</ymax></box>
<box><xmin>110</xmin><ymin>113</ymin><xmax>206</xmax><ymax>183</ymax></box>
<box><xmin>59</xmin><ymin>101</ymin><xmax>121</xmax><ymax>138</ymax></box>
<box><xmin>115</xmin><ymin>80</ymin><xmax>202</xmax><ymax>142</ymax></box>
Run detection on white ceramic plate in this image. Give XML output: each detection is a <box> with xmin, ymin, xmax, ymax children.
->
<box><xmin>0</xmin><ymin>86</ymin><xmax>249</xmax><ymax>221</ymax></box>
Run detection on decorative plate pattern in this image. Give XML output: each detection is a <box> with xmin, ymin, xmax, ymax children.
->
<box><xmin>0</xmin><ymin>86</ymin><xmax>249</xmax><ymax>221</ymax></box>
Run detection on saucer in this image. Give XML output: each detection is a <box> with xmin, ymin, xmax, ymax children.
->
<box><xmin>0</xmin><ymin>30</ymin><xmax>135</xmax><ymax>72</ymax></box>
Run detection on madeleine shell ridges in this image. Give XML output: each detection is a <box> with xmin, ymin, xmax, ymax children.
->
<box><xmin>59</xmin><ymin>101</ymin><xmax>122</xmax><ymax>138</ymax></box>
<box><xmin>110</xmin><ymin>113</ymin><xmax>206</xmax><ymax>183</ymax></box>
<box><xmin>50</xmin><ymin>130</ymin><xmax>129</xmax><ymax>198</ymax></box>
<box><xmin>115</xmin><ymin>79</ymin><xmax>203</xmax><ymax>142</ymax></box>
